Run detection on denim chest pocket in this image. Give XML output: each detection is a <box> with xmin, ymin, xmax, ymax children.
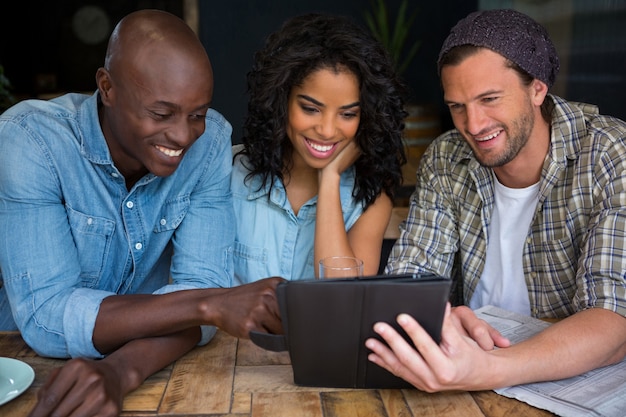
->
<box><xmin>67</xmin><ymin>207</ymin><xmax>115</xmax><ymax>285</ymax></box>
<box><xmin>153</xmin><ymin>197</ymin><xmax>190</xmax><ymax>233</ymax></box>
<box><xmin>233</xmin><ymin>241</ymin><xmax>268</xmax><ymax>282</ymax></box>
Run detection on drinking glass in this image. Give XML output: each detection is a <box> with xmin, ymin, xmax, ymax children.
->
<box><xmin>318</xmin><ymin>256</ymin><xmax>364</xmax><ymax>279</ymax></box>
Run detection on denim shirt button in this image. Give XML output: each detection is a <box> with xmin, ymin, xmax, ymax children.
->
<box><xmin>160</xmin><ymin>218</ymin><xmax>167</xmax><ymax>226</ymax></box>
<box><xmin>126</xmin><ymin>201</ymin><xmax>134</xmax><ymax>209</ymax></box>
<box><xmin>111</xmin><ymin>172</ymin><xmax>119</xmax><ymax>178</ymax></box>
<box><xmin>135</xmin><ymin>242</ymin><xmax>143</xmax><ymax>250</ymax></box>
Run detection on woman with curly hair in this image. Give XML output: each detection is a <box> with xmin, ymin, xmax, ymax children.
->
<box><xmin>231</xmin><ymin>13</ymin><xmax>407</xmax><ymax>284</ymax></box>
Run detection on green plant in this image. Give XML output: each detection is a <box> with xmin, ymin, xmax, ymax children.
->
<box><xmin>0</xmin><ymin>64</ymin><xmax>16</xmax><ymax>113</ymax></box>
<box><xmin>363</xmin><ymin>0</ymin><xmax>421</xmax><ymax>75</ymax></box>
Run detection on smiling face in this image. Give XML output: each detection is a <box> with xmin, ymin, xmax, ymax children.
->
<box><xmin>101</xmin><ymin>56</ymin><xmax>212</xmax><ymax>181</ymax></box>
<box><xmin>441</xmin><ymin>48</ymin><xmax>544</xmax><ymax>169</ymax></box>
<box><xmin>285</xmin><ymin>67</ymin><xmax>360</xmax><ymax>170</ymax></box>
<box><xmin>97</xmin><ymin>11</ymin><xmax>213</xmax><ymax>186</ymax></box>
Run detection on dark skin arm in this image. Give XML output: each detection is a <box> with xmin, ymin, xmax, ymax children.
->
<box><xmin>29</xmin><ymin>328</ymin><xmax>200</xmax><ymax>417</ymax></box>
<box><xmin>93</xmin><ymin>277</ymin><xmax>285</xmax><ymax>353</ymax></box>
<box><xmin>29</xmin><ymin>277</ymin><xmax>285</xmax><ymax>417</ymax></box>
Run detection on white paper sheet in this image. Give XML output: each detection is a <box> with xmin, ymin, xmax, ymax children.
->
<box><xmin>475</xmin><ymin>305</ymin><xmax>626</xmax><ymax>417</ymax></box>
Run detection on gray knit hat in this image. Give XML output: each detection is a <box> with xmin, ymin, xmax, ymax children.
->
<box><xmin>437</xmin><ymin>9</ymin><xmax>560</xmax><ymax>88</ymax></box>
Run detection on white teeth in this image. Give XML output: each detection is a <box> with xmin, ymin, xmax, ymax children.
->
<box><xmin>476</xmin><ymin>131</ymin><xmax>500</xmax><ymax>142</ymax></box>
<box><xmin>307</xmin><ymin>139</ymin><xmax>333</xmax><ymax>152</ymax></box>
<box><xmin>156</xmin><ymin>145</ymin><xmax>183</xmax><ymax>157</ymax></box>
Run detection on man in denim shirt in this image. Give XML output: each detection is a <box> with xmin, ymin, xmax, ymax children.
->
<box><xmin>0</xmin><ymin>10</ymin><xmax>283</xmax><ymax>416</ymax></box>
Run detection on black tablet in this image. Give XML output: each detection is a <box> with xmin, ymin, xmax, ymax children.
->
<box><xmin>250</xmin><ymin>273</ymin><xmax>451</xmax><ymax>388</ymax></box>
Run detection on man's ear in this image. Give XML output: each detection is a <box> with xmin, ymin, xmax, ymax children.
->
<box><xmin>531</xmin><ymin>79</ymin><xmax>549</xmax><ymax>107</ymax></box>
<box><xmin>95</xmin><ymin>67</ymin><xmax>113</xmax><ymax>105</ymax></box>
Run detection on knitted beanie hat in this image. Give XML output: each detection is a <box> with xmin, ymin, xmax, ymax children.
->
<box><xmin>437</xmin><ymin>9</ymin><xmax>560</xmax><ymax>88</ymax></box>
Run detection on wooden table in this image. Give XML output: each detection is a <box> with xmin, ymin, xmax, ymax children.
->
<box><xmin>0</xmin><ymin>330</ymin><xmax>555</xmax><ymax>416</ymax></box>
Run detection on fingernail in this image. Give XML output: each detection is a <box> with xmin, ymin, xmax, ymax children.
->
<box><xmin>373</xmin><ymin>323</ymin><xmax>384</xmax><ymax>334</ymax></box>
<box><xmin>397</xmin><ymin>314</ymin><xmax>409</xmax><ymax>325</ymax></box>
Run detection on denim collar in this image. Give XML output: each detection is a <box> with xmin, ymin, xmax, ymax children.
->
<box><xmin>79</xmin><ymin>91</ymin><xmax>114</xmax><ymax>166</ymax></box>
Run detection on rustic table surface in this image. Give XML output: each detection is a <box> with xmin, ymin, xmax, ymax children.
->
<box><xmin>0</xmin><ymin>330</ymin><xmax>555</xmax><ymax>416</ymax></box>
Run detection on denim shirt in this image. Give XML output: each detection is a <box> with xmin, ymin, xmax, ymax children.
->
<box><xmin>231</xmin><ymin>152</ymin><xmax>365</xmax><ymax>285</ymax></box>
<box><xmin>0</xmin><ymin>92</ymin><xmax>235</xmax><ymax>358</ymax></box>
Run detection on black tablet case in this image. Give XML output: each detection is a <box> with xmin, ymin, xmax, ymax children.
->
<box><xmin>250</xmin><ymin>274</ymin><xmax>451</xmax><ymax>389</ymax></box>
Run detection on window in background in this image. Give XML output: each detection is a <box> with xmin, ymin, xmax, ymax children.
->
<box><xmin>480</xmin><ymin>0</ymin><xmax>626</xmax><ymax>120</ymax></box>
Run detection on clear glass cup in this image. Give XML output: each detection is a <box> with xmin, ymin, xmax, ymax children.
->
<box><xmin>318</xmin><ymin>256</ymin><xmax>364</xmax><ymax>279</ymax></box>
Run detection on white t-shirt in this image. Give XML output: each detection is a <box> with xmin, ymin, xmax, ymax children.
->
<box><xmin>469</xmin><ymin>174</ymin><xmax>540</xmax><ymax>315</ymax></box>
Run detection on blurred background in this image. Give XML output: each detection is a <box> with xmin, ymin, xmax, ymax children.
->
<box><xmin>1</xmin><ymin>0</ymin><xmax>625</xmax><ymax>146</ymax></box>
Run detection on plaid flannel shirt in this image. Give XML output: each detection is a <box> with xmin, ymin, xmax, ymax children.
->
<box><xmin>386</xmin><ymin>95</ymin><xmax>626</xmax><ymax>319</ymax></box>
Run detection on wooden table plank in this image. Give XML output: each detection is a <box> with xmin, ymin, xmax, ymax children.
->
<box><xmin>403</xmin><ymin>390</ymin><xmax>484</xmax><ymax>417</ymax></box>
<box><xmin>231</xmin><ymin>391</ymin><xmax>252</xmax><ymax>414</ymax></box>
<box><xmin>321</xmin><ymin>390</ymin><xmax>387</xmax><ymax>417</ymax></box>
<box><xmin>237</xmin><ymin>337</ymin><xmax>290</xmax><ymax>366</ymax></box>
<box><xmin>158</xmin><ymin>330</ymin><xmax>236</xmax><ymax>415</ymax></box>
<box><xmin>0</xmin><ymin>331</ymin><xmax>556</xmax><ymax>417</ymax></box>
<box><xmin>379</xmin><ymin>389</ymin><xmax>414</xmax><ymax>417</ymax></box>
<box><xmin>472</xmin><ymin>390</ymin><xmax>554</xmax><ymax>417</ymax></box>
<box><xmin>252</xmin><ymin>392</ymin><xmax>323</xmax><ymax>417</ymax></box>
<box><xmin>235</xmin><ymin>364</ymin><xmax>299</xmax><ymax>393</ymax></box>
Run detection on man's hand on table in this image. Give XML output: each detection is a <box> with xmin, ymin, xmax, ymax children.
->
<box><xmin>28</xmin><ymin>357</ymin><xmax>124</xmax><ymax>417</ymax></box>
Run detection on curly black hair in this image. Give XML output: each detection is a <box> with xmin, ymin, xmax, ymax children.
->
<box><xmin>238</xmin><ymin>13</ymin><xmax>408</xmax><ymax>207</ymax></box>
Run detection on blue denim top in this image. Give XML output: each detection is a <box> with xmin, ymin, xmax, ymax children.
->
<box><xmin>0</xmin><ymin>92</ymin><xmax>235</xmax><ymax>358</ymax></box>
<box><xmin>231</xmin><ymin>151</ymin><xmax>365</xmax><ymax>285</ymax></box>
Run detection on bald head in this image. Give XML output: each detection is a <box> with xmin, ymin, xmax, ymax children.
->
<box><xmin>96</xmin><ymin>8</ymin><xmax>214</xmax><ymax>124</ymax></box>
<box><xmin>104</xmin><ymin>10</ymin><xmax>212</xmax><ymax>83</ymax></box>
<box><xmin>95</xmin><ymin>9</ymin><xmax>215</xmax><ymax>184</ymax></box>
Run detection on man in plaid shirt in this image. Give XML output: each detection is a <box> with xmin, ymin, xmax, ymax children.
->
<box><xmin>367</xmin><ymin>9</ymin><xmax>626</xmax><ymax>392</ymax></box>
